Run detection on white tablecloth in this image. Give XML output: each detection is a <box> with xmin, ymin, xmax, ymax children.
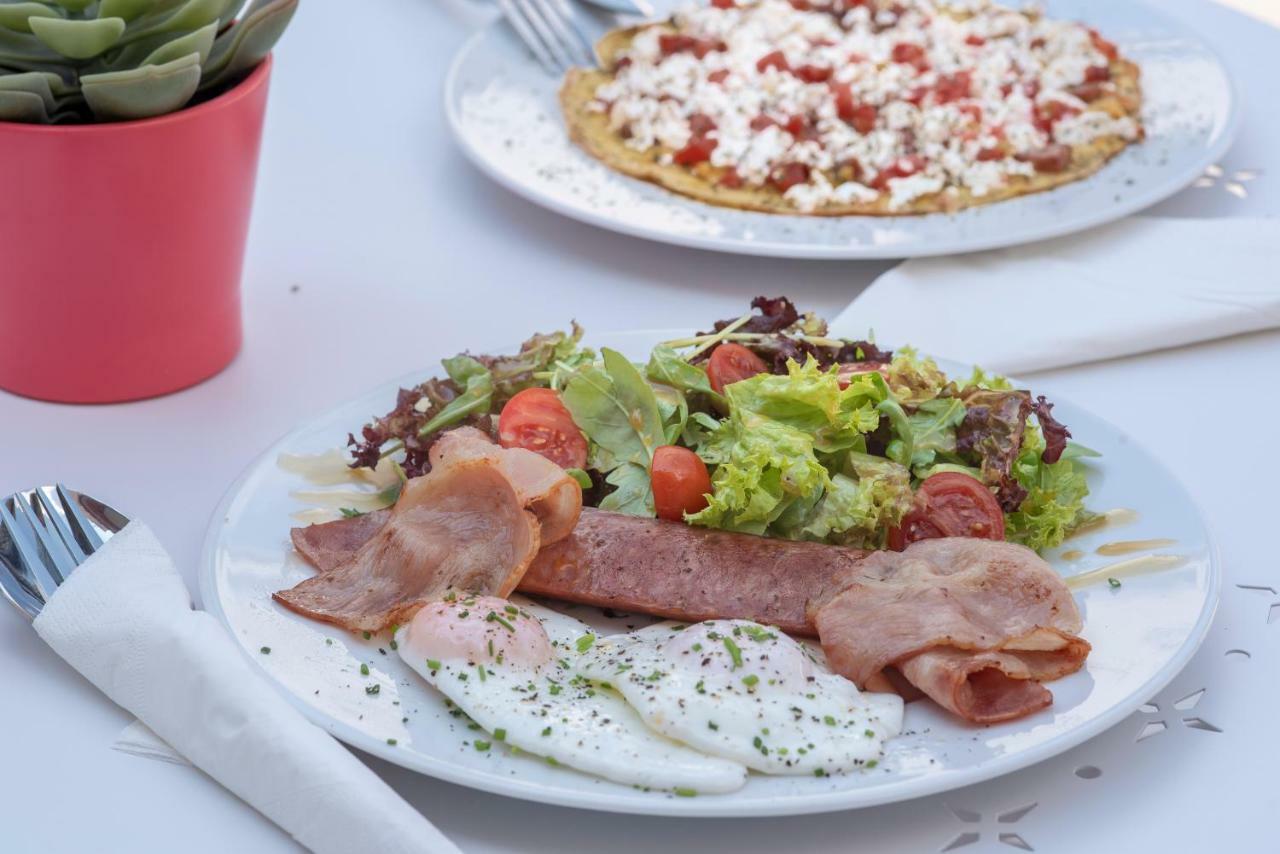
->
<box><xmin>1</xmin><ymin>0</ymin><xmax>1275</xmax><ymax>851</ymax></box>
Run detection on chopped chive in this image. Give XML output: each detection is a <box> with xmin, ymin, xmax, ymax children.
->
<box><xmin>476</xmin><ymin>665</ymin><xmax>487</xmax><ymax>682</ymax></box>
<box><xmin>494</xmin><ymin>728</ymin><xmax>507</xmax><ymax>742</ymax></box>
<box><xmin>576</xmin><ymin>634</ymin><xmax>596</xmax><ymax>653</ymax></box>
<box><xmin>360</xmin><ymin>663</ymin><xmax>369</xmax><ymax>676</ymax></box>
<box><xmin>864</xmin><ymin>729</ymin><xmax>875</xmax><ymax>738</ymax></box>
<box><xmin>504</xmin><ymin>604</ymin><xmax>519</xmax><ymax>615</ymax></box>
<box><xmin>1108</xmin><ymin>577</ymin><xmax>1122</xmax><ymax>588</ymax></box>
<box><xmin>673</xmin><ymin>787</ymin><xmax>697</xmax><ymax>797</ymax></box>
<box><xmin>823</xmin><ymin>715</ymin><xmax>837</xmax><ymax>726</ymax></box>
<box><xmin>866</xmin><ymin>759</ymin><xmax>878</xmax><ymax>769</ymax></box>
<box><xmin>707</xmin><ymin>721</ymin><xmax>719</xmax><ymax>731</ymax></box>
<box><xmin>485</xmin><ymin>611</ymin><xmax>516</xmax><ymax>632</ymax></box>
<box><xmin>363</xmin><ymin>631</ymin><xmax>371</xmax><ymax>640</ymax></box>
<box><xmin>813</xmin><ymin>768</ymin><xmax>827</xmax><ymax>777</ymax></box>
<box><xmin>365</xmin><ymin>684</ymin><xmax>380</xmax><ymax>695</ymax></box>
<box><xmin>741</xmin><ymin>674</ymin><xmax>759</xmax><ymax>688</ymax></box>
<box><xmin>389</xmin><ymin>639</ymin><xmax>398</xmax><ymax>650</ymax></box>
<box><xmin>722</xmin><ymin>637</ymin><xmax>743</xmax><ymax>669</ymax></box>
<box><xmin>542</xmin><ymin>726</ymin><xmax>552</xmax><ymax>736</ymax></box>
<box><xmin>386</xmin><ymin>738</ymin><xmax>397</xmax><ymax>746</ymax></box>
<box><xmin>426</xmin><ymin>659</ymin><xmax>441</xmax><ymax>671</ymax></box>
<box><xmin>325</xmin><ymin>638</ymin><xmax>332</xmax><ymax>645</ymax></box>
<box><xmin>259</xmin><ymin>646</ymin><xmax>271</xmax><ymax>655</ymax></box>
<box><xmin>474</xmin><ymin>740</ymin><xmax>491</xmax><ymax>752</ymax></box>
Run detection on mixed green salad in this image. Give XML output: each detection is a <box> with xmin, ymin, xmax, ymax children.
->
<box><xmin>346</xmin><ymin>297</ymin><xmax>1096</xmax><ymax>552</ymax></box>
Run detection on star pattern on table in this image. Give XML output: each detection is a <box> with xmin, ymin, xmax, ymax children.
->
<box><xmin>941</xmin><ymin>802</ymin><xmax>1037</xmax><ymax>851</ymax></box>
<box><xmin>1135</xmin><ymin>688</ymin><xmax>1222</xmax><ymax>742</ymax></box>
<box><xmin>1191</xmin><ymin>164</ymin><xmax>1263</xmax><ymax>198</ymax></box>
<box><xmin>1236</xmin><ymin>584</ymin><xmax>1280</xmax><ymax>625</ymax></box>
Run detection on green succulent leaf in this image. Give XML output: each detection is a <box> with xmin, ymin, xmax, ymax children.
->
<box><xmin>81</xmin><ymin>50</ymin><xmax>201</xmax><ymax>120</ymax></box>
<box><xmin>29</xmin><ymin>15</ymin><xmax>126</xmax><ymax>60</ymax></box>
<box><xmin>99</xmin><ymin>0</ymin><xmax>162</xmax><ymax>23</ymax></box>
<box><xmin>141</xmin><ymin>20</ymin><xmax>216</xmax><ymax>66</ymax></box>
<box><xmin>0</xmin><ymin>3</ymin><xmax>63</xmax><ymax>35</ymax></box>
<box><xmin>200</xmin><ymin>0</ymin><xmax>296</xmax><ymax>91</ymax></box>
<box><xmin>0</xmin><ymin>88</ymin><xmax>49</xmax><ymax>122</ymax></box>
<box><xmin>50</xmin><ymin>0</ymin><xmax>96</xmax><ymax>13</ymax></box>
<box><xmin>0</xmin><ymin>71</ymin><xmax>61</xmax><ymax>112</ymax></box>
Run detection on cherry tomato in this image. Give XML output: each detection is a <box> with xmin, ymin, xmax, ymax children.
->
<box><xmin>497</xmin><ymin>388</ymin><xmax>588</xmax><ymax>469</ymax></box>
<box><xmin>651</xmin><ymin>446</ymin><xmax>713</xmax><ymax>521</ymax></box>
<box><xmin>794</xmin><ymin>64</ymin><xmax>833</xmax><ymax>83</ymax></box>
<box><xmin>706</xmin><ymin>343</ymin><xmax>768</xmax><ymax>395</ymax></box>
<box><xmin>887</xmin><ymin>472</ymin><xmax>1006</xmax><ymax>551</ymax></box>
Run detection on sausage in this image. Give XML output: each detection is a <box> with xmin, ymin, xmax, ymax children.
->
<box><xmin>290</xmin><ymin>507</ymin><xmax>865</xmax><ymax>635</ymax></box>
<box><xmin>519</xmin><ymin>508</ymin><xmax>867</xmax><ymax>636</ymax></box>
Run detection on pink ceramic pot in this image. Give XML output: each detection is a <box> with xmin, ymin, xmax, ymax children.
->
<box><xmin>0</xmin><ymin>58</ymin><xmax>272</xmax><ymax>403</ymax></box>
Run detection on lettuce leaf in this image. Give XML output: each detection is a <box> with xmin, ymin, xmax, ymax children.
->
<box><xmin>419</xmin><ymin>355</ymin><xmax>493</xmax><ymax>435</ymax></box>
<box><xmin>1004</xmin><ymin>429</ymin><xmax>1092</xmax><ymax>550</ymax></box>
<box><xmin>885</xmin><ymin>346</ymin><xmax>950</xmax><ymax>404</ymax></box>
<box><xmin>687</xmin><ymin>359</ymin><xmax>907</xmax><ymax>542</ymax></box>
<box><xmin>561</xmin><ymin>349</ymin><xmax>665</xmax><ymax>468</ymax></box>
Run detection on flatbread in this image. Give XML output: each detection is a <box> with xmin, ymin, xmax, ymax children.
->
<box><xmin>560</xmin><ymin>12</ymin><xmax>1144</xmax><ymax>216</ymax></box>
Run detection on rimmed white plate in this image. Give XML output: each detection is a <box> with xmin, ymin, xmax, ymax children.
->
<box><xmin>444</xmin><ymin>0</ymin><xmax>1239</xmax><ymax>259</ymax></box>
<box><xmin>200</xmin><ymin>330</ymin><xmax>1219</xmax><ymax>816</ymax></box>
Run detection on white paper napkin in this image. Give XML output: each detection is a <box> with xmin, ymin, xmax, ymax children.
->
<box><xmin>830</xmin><ymin>217</ymin><xmax>1280</xmax><ymax>374</ymax></box>
<box><xmin>32</xmin><ymin>522</ymin><xmax>459</xmax><ymax>854</ymax></box>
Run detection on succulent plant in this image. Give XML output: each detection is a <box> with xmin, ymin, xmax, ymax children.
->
<box><xmin>0</xmin><ymin>0</ymin><xmax>297</xmax><ymax>123</ymax></box>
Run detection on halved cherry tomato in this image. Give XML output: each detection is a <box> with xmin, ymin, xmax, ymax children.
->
<box><xmin>497</xmin><ymin>387</ymin><xmax>588</xmax><ymax>469</ymax></box>
<box><xmin>706</xmin><ymin>343</ymin><xmax>767</xmax><ymax>395</ymax></box>
<box><xmin>651</xmin><ymin>446</ymin><xmax>713</xmax><ymax>522</ymax></box>
<box><xmin>887</xmin><ymin>472</ymin><xmax>1005</xmax><ymax>551</ymax></box>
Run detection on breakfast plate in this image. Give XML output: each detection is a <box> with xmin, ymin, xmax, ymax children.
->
<box><xmin>444</xmin><ymin>0</ymin><xmax>1238</xmax><ymax>259</ymax></box>
<box><xmin>199</xmin><ymin>329</ymin><xmax>1219</xmax><ymax>816</ymax></box>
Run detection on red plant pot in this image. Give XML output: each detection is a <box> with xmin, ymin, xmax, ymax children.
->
<box><xmin>0</xmin><ymin>58</ymin><xmax>272</xmax><ymax>404</ymax></box>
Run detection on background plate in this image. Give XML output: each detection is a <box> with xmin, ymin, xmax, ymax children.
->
<box><xmin>200</xmin><ymin>330</ymin><xmax>1219</xmax><ymax>817</ymax></box>
<box><xmin>444</xmin><ymin>0</ymin><xmax>1239</xmax><ymax>259</ymax></box>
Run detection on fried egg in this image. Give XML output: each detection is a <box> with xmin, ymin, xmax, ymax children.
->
<box><xmin>575</xmin><ymin>619</ymin><xmax>904</xmax><ymax>775</ymax></box>
<box><xmin>397</xmin><ymin>595</ymin><xmax>747</xmax><ymax>794</ymax></box>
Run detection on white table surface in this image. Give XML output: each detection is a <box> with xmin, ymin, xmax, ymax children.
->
<box><xmin>2</xmin><ymin>0</ymin><xmax>1277</xmax><ymax>851</ymax></box>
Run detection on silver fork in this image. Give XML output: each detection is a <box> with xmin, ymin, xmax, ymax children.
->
<box><xmin>498</xmin><ymin>0</ymin><xmax>597</xmax><ymax>74</ymax></box>
<box><xmin>0</xmin><ymin>485</ymin><xmax>129</xmax><ymax>620</ymax></box>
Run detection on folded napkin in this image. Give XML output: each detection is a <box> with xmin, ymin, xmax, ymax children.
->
<box><xmin>33</xmin><ymin>522</ymin><xmax>459</xmax><ymax>854</ymax></box>
<box><xmin>830</xmin><ymin>217</ymin><xmax>1280</xmax><ymax>374</ymax></box>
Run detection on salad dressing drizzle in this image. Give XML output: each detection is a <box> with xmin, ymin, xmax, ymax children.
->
<box><xmin>1060</xmin><ymin>549</ymin><xmax>1086</xmax><ymax>561</ymax></box>
<box><xmin>1096</xmin><ymin>538</ymin><xmax>1177</xmax><ymax>556</ymax></box>
<box><xmin>1065</xmin><ymin>554</ymin><xmax>1185</xmax><ymax>590</ymax></box>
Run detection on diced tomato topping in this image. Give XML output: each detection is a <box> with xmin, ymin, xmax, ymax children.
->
<box><xmin>788</xmin><ymin>0</ymin><xmax>811</xmax><ymax>9</ymax></box>
<box><xmin>1034</xmin><ymin>100</ymin><xmax>1080</xmax><ymax>134</ymax></box>
<box><xmin>1089</xmin><ymin>28</ymin><xmax>1119</xmax><ymax>61</ymax></box>
<box><xmin>1084</xmin><ymin>64</ymin><xmax>1111</xmax><ymax>83</ymax></box>
<box><xmin>958</xmin><ymin>103</ymin><xmax>983</xmax><ymax>124</ymax></box>
<box><xmin>871</xmin><ymin>155</ymin><xmax>926</xmax><ymax>190</ymax></box>
<box><xmin>1068</xmin><ymin>82</ymin><xmax>1106</xmax><ymax>102</ymax></box>
<box><xmin>769</xmin><ymin>162</ymin><xmax>810</xmax><ymax>192</ymax></box>
<box><xmin>783</xmin><ymin>114</ymin><xmax>818</xmax><ymax>140</ymax></box>
<box><xmin>756</xmin><ymin>50</ymin><xmax>790</xmax><ymax>73</ymax></box>
<box><xmin>1023</xmin><ymin>80</ymin><xmax>1041</xmax><ymax>99</ymax></box>
<box><xmin>904</xmin><ymin>86</ymin><xmax>929</xmax><ymax>106</ymax></box>
<box><xmin>832</xmin><ymin>83</ymin><xmax>878</xmax><ymax>133</ymax></box>
<box><xmin>964</xmin><ymin>34</ymin><xmax>986</xmax><ymax>46</ymax></box>
<box><xmin>718</xmin><ymin>167</ymin><xmax>743</xmax><ymax>188</ymax></box>
<box><xmin>707</xmin><ymin>68</ymin><xmax>730</xmax><ymax>84</ymax></box>
<box><xmin>890</xmin><ymin>42</ymin><xmax>928</xmax><ymax>70</ymax></box>
<box><xmin>688</xmin><ymin>112</ymin><xmax>717</xmax><ymax>135</ymax></box>
<box><xmin>835</xmin><ymin>158</ymin><xmax>863</xmax><ymax>183</ymax></box>
<box><xmin>932</xmin><ymin>70</ymin><xmax>972</xmax><ymax>104</ymax></box>
<box><xmin>976</xmin><ymin>146</ymin><xmax>1004</xmax><ymax>161</ymax></box>
<box><xmin>849</xmin><ymin>104</ymin><xmax>877</xmax><ymax>134</ymax></box>
<box><xmin>673</xmin><ymin>135</ymin><xmax>717</xmax><ymax>165</ymax></box>
<box><xmin>847</xmin><ymin>51</ymin><xmax>867</xmax><ymax>63</ymax></box>
<box><xmin>659</xmin><ymin>34</ymin><xmax>725</xmax><ymax>59</ymax></box>
<box><xmin>711</xmin><ymin>0</ymin><xmax>735</xmax><ymax>7</ymax></box>
<box><xmin>615</xmin><ymin>57</ymin><xmax>632</xmax><ymax>70</ymax></box>
<box><xmin>795</xmin><ymin>64</ymin><xmax>833</xmax><ymax>83</ymax></box>
<box><xmin>749</xmin><ymin>114</ymin><xmax>779</xmax><ymax>131</ymax></box>
<box><xmin>1017</xmin><ymin>143</ymin><xmax>1071</xmax><ymax>173</ymax></box>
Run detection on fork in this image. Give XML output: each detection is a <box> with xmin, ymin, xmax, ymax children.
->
<box><xmin>498</xmin><ymin>0</ymin><xmax>598</xmax><ymax>74</ymax></box>
<box><xmin>0</xmin><ymin>485</ymin><xmax>129</xmax><ymax>620</ymax></box>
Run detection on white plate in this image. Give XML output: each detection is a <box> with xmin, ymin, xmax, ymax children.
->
<box><xmin>444</xmin><ymin>0</ymin><xmax>1239</xmax><ymax>259</ymax></box>
<box><xmin>200</xmin><ymin>330</ymin><xmax>1219</xmax><ymax>817</ymax></box>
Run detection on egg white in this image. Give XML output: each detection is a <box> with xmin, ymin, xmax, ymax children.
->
<box><xmin>575</xmin><ymin>619</ymin><xmax>904</xmax><ymax>775</ymax></box>
<box><xmin>397</xmin><ymin>596</ymin><xmax>747</xmax><ymax>794</ymax></box>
